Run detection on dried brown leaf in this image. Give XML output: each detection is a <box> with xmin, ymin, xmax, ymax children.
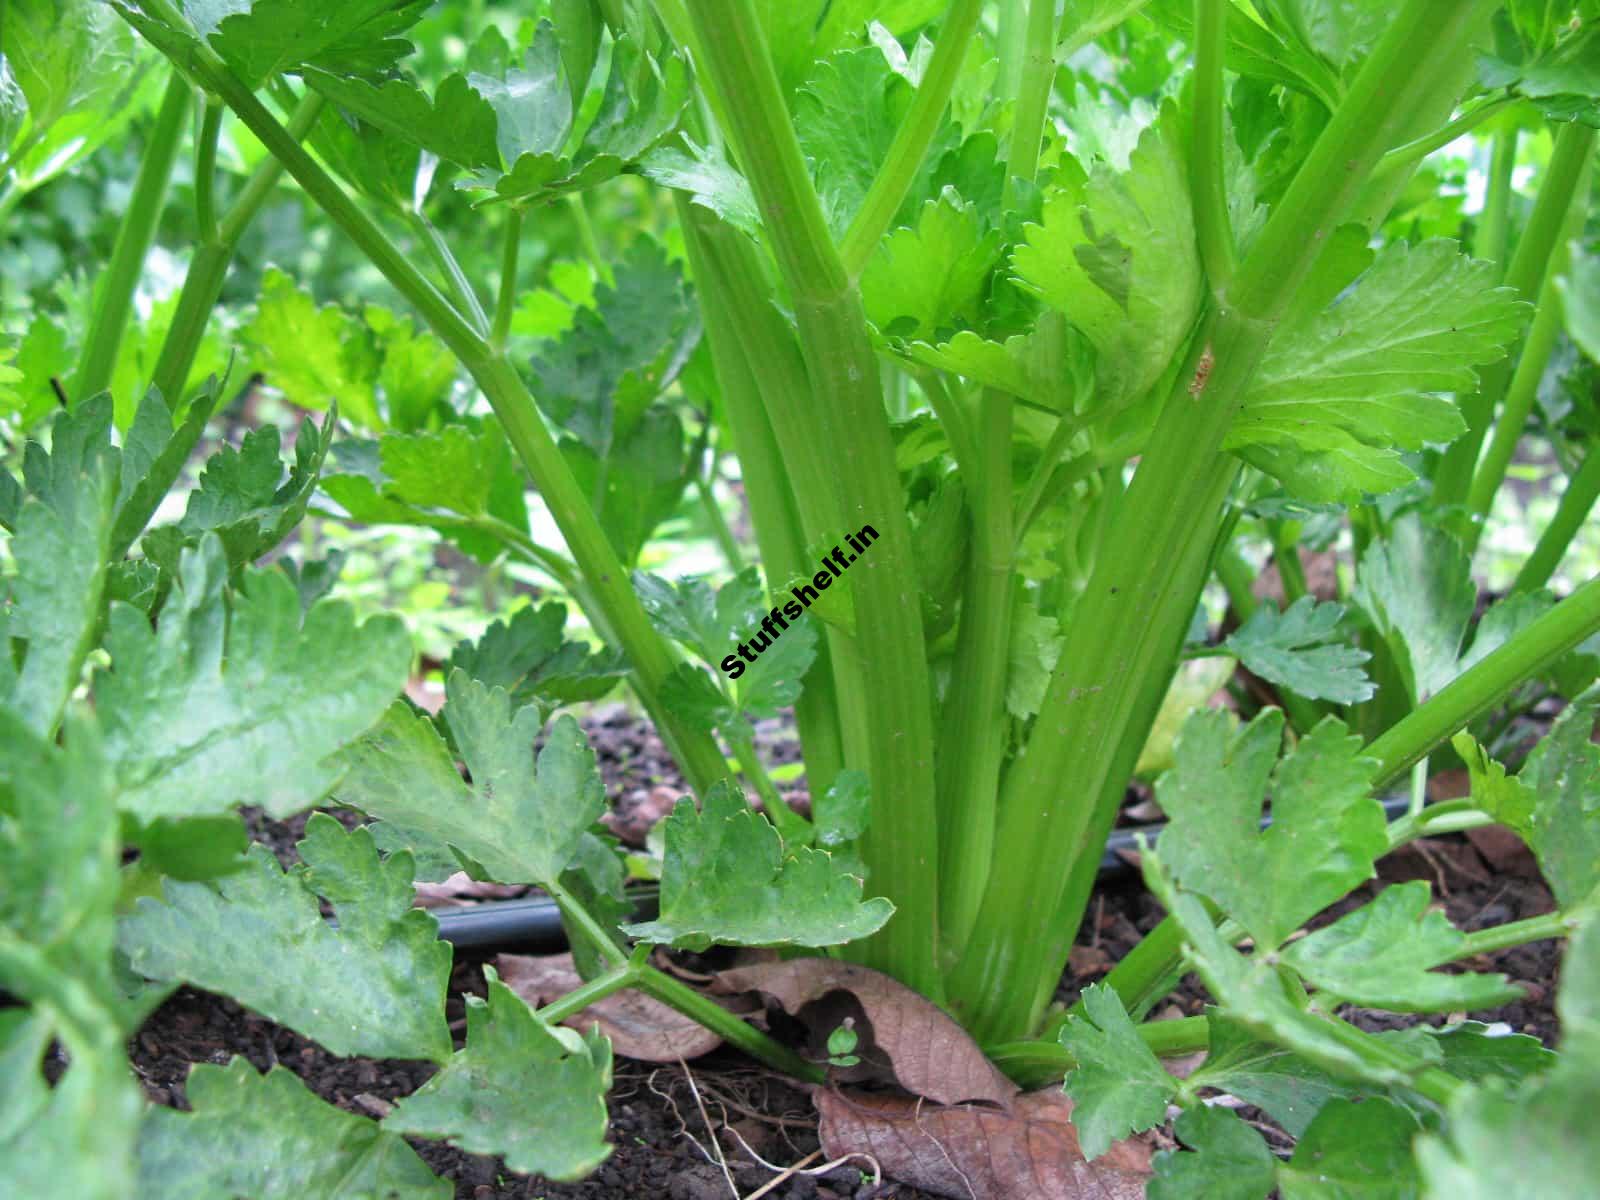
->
<box><xmin>815</xmin><ymin>1088</ymin><xmax>1151</xmax><ymax>1200</ymax></box>
<box><xmin>715</xmin><ymin>959</ymin><xmax>1016</xmax><ymax>1108</ymax></box>
<box><xmin>495</xmin><ymin>952</ymin><xmax>729</xmax><ymax>1061</ymax></box>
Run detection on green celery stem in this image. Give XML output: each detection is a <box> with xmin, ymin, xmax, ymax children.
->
<box><xmin>74</xmin><ymin>72</ymin><xmax>192</xmax><ymax>402</ymax></box>
<box><xmin>952</xmin><ymin>0</ymin><xmax>1503</xmax><ymax>1042</ymax></box>
<box><xmin>1435</xmin><ymin>120</ymin><xmax>1597</xmax><ymax>506</ymax></box>
<box><xmin>1513</xmin><ymin>446</ymin><xmax>1600</xmax><ymax>594</ymax></box>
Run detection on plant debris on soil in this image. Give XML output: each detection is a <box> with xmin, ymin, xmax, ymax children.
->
<box><xmin>129</xmin><ymin>704</ymin><xmax>1565</xmax><ymax>1200</ymax></box>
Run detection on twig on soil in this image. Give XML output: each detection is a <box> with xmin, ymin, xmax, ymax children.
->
<box><xmin>681</xmin><ymin>1058</ymin><xmax>741</xmax><ymax>1199</ymax></box>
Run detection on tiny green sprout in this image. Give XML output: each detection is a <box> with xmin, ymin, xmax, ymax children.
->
<box><xmin>825</xmin><ymin>1018</ymin><xmax>861</xmax><ymax>1068</ymax></box>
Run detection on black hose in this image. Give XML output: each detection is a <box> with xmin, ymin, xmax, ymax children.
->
<box><xmin>427</xmin><ymin>793</ymin><xmax>1418</xmax><ymax>951</ymax></box>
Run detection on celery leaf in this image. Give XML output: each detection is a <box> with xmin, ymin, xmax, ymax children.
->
<box><xmin>138</xmin><ymin>1057</ymin><xmax>448</xmax><ymax>1200</ymax></box>
<box><xmin>1228</xmin><ymin>241</ymin><xmax>1527</xmax><ymax>501</ymax></box>
<box><xmin>1058</xmin><ymin>984</ymin><xmax>1177</xmax><ymax>1158</ymax></box>
<box><xmin>96</xmin><ymin>536</ymin><xmax>411</xmax><ymax>820</ymax></box>
<box><xmin>119</xmin><ymin>817</ymin><xmax>454</xmax><ymax>1062</ymax></box>
<box><xmin>1153</xmin><ymin>710</ymin><xmax>1386</xmax><ymax>952</ymax></box>
<box><xmin>383</xmin><ymin>968</ymin><xmax>612</xmax><ymax>1181</ymax></box>
<box><xmin>1223</xmin><ymin>596</ymin><xmax>1374</xmax><ymax>704</ymax></box>
<box><xmin>622</xmin><ymin>780</ymin><xmax>892</xmax><ymax>950</ymax></box>
<box><xmin>1149</xmin><ymin>1105</ymin><xmax>1277</xmax><ymax>1200</ymax></box>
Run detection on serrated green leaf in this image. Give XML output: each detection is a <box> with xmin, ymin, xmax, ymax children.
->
<box><xmin>3</xmin><ymin>429</ymin><xmax>115</xmax><ymax>736</ymax></box>
<box><xmin>1148</xmin><ymin>1104</ymin><xmax>1276</xmax><ymax>1200</ymax></box>
<box><xmin>1281</xmin><ymin>881</ymin><xmax>1522</xmax><ymax>1012</ymax></box>
<box><xmin>138</xmin><ymin>1057</ymin><xmax>449</xmax><ymax>1200</ymax></box>
<box><xmin>1278</xmin><ymin>1096</ymin><xmax>1420</xmax><ymax>1200</ymax></box>
<box><xmin>1189</xmin><ymin>1012</ymin><xmax>1364</xmax><ymax>1137</ymax></box>
<box><xmin>125</xmin><ymin>813</ymin><xmax>250</xmax><ymax>882</ymax></box>
<box><xmin>119</xmin><ymin>817</ymin><xmax>453</xmax><ymax>1061</ymax></box>
<box><xmin>1154</xmin><ymin>710</ymin><xmax>1387</xmax><ymax>951</ymax></box>
<box><xmin>1426</xmin><ymin>1021</ymin><xmax>1557</xmax><ymax>1085</ymax></box>
<box><xmin>1</xmin><ymin>1011</ymin><xmax>142</xmax><ymax>1200</ymax></box>
<box><xmin>4</xmin><ymin>0</ymin><xmax>139</xmax><ymax>132</ymax></box>
<box><xmin>383</xmin><ymin>967</ymin><xmax>612</xmax><ymax>1181</ymax></box>
<box><xmin>302</xmin><ymin>68</ymin><xmax>500</xmax><ymax>169</ymax></box>
<box><xmin>1013</xmin><ymin>102</ymin><xmax>1200</xmax><ymax>413</ymax></box>
<box><xmin>1006</xmin><ymin>599</ymin><xmax>1063</xmax><ymax>720</ymax></box>
<box><xmin>142</xmin><ymin>410</ymin><xmax>338</xmax><ymax>575</ymax></box>
<box><xmin>96</xmin><ymin>536</ymin><xmax>411</xmax><ymax>821</ymax></box>
<box><xmin>194</xmin><ymin>0</ymin><xmax>430</xmax><ymax>86</ymax></box>
<box><xmin>1223</xmin><ymin>597</ymin><xmax>1374</xmax><ymax>704</ymax></box>
<box><xmin>243</xmin><ymin>268</ymin><xmax>381</xmax><ymax>427</ymax></box>
<box><xmin>1058</xmin><ymin>984</ymin><xmax>1177</xmax><ymax>1159</ymax></box>
<box><xmin>794</xmin><ymin>46</ymin><xmax>925</xmax><ymax>236</ymax></box>
<box><xmin>335</xmin><ymin>669</ymin><xmax>606</xmax><ymax>886</ymax></box>
<box><xmin>900</xmin><ymin>324</ymin><xmax>1092</xmax><ymax>415</ymax></box>
<box><xmin>860</xmin><ymin>188</ymin><xmax>1001</xmax><ymax>340</ymax></box>
<box><xmin>1268</xmin><ymin>0</ymin><xmax>1394</xmax><ymax>71</ymax></box>
<box><xmin>0</xmin><ymin>712</ymin><xmax>122</xmax><ymax>1009</ymax></box>
<box><xmin>1353</xmin><ymin>515</ymin><xmax>1476</xmax><ymax>702</ymax></box>
<box><xmin>562</xmin><ymin>406</ymin><xmax>690</xmax><ymax>566</ymax></box>
<box><xmin>622</xmin><ymin>780</ymin><xmax>893</xmax><ymax>950</ymax></box>
<box><xmin>1227</xmin><ymin>241</ymin><xmax>1526</xmax><ymax>500</ymax></box>
<box><xmin>638</xmin><ymin>139</ymin><xmax>762</xmax><ymax>236</ymax></box>
<box><xmin>1479</xmin><ymin>8</ymin><xmax>1600</xmax><ymax>125</ymax></box>
<box><xmin>110</xmin><ymin>382</ymin><xmax>222</xmax><ymax>559</ymax></box>
<box><xmin>446</xmin><ymin>601</ymin><xmax>625</xmax><ymax>706</ymax></box>
<box><xmin>1514</xmin><ymin>688</ymin><xmax>1600</xmax><ymax>908</ymax></box>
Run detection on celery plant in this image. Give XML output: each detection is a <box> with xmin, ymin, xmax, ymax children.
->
<box><xmin>8</xmin><ymin>0</ymin><xmax>1600</xmax><ymax>1194</ymax></box>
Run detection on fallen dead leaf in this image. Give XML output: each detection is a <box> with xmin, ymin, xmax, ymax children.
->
<box><xmin>815</xmin><ymin>1087</ymin><xmax>1151</xmax><ymax>1200</ymax></box>
<box><xmin>496</xmin><ymin>952</ymin><xmax>735</xmax><ymax>1061</ymax></box>
<box><xmin>715</xmin><ymin>959</ymin><xmax>1016</xmax><ymax>1108</ymax></box>
<box><xmin>413</xmin><ymin>871</ymin><xmax>527</xmax><ymax>908</ymax></box>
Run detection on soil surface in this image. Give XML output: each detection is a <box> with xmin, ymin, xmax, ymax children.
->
<box><xmin>132</xmin><ymin>705</ymin><xmax>1565</xmax><ymax>1199</ymax></box>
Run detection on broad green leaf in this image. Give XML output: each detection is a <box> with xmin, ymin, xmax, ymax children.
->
<box><xmin>1189</xmin><ymin>1012</ymin><xmax>1364</xmax><ymax>1137</ymax></box>
<box><xmin>1353</xmin><ymin>516</ymin><xmax>1476</xmax><ymax>702</ymax></box>
<box><xmin>638</xmin><ymin>139</ymin><xmax>762</xmax><ymax>236</ymax></box>
<box><xmin>1013</xmin><ymin>102</ymin><xmax>1201</xmax><ymax>413</ymax></box>
<box><xmin>1426</xmin><ymin>1021</ymin><xmax>1556</xmax><ymax>1086</ymax></box>
<box><xmin>243</xmin><ymin>269</ymin><xmax>382</xmax><ymax>427</ymax></box>
<box><xmin>1281</xmin><ymin>881</ymin><xmax>1522</xmax><ymax>1012</ymax></box>
<box><xmin>95</xmin><ymin>536</ymin><xmax>411</xmax><ymax>821</ymax></box>
<box><xmin>141</xmin><ymin>411</ymin><xmax>338</xmax><ymax>575</ymax></box>
<box><xmin>119</xmin><ymin>817</ymin><xmax>453</xmax><ymax>1061</ymax></box>
<box><xmin>562</xmin><ymin>406</ymin><xmax>690</xmax><ymax>567</ymax></box>
<box><xmin>301</xmin><ymin>68</ymin><xmax>500</xmax><ymax>169</ymax></box>
<box><xmin>794</xmin><ymin>45</ymin><xmax>949</xmax><ymax>236</ymax></box>
<box><xmin>459</xmin><ymin>28</ymin><xmax>688</xmax><ymax>208</ymax></box>
<box><xmin>1058</xmin><ymin>984</ymin><xmax>1177</xmax><ymax>1159</ymax></box>
<box><xmin>1278</xmin><ymin>1097</ymin><xmax>1420</xmax><ymax>1200</ymax></box>
<box><xmin>138</xmin><ymin>1057</ymin><xmax>449</xmax><ymax>1200</ymax></box>
<box><xmin>1223</xmin><ymin>597</ymin><xmax>1374</xmax><ymax>704</ymax></box>
<box><xmin>110</xmin><ymin>383</ymin><xmax>222</xmax><ymax>559</ymax></box>
<box><xmin>125</xmin><ymin>813</ymin><xmax>250</xmax><ymax>882</ymax></box>
<box><xmin>901</xmin><ymin>324</ymin><xmax>1092</xmax><ymax>415</ymax></box>
<box><xmin>446</xmin><ymin>601</ymin><xmax>626</xmax><ymax>706</ymax></box>
<box><xmin>1148</xmin><ymin>1105</ymin><xmax>1276</xmax><ymax>1200</ymax></box>
<box><xmin>319</xmin><ymin>422</ymin><xmax>528</xmax><ymax>564</ymax></box>
<box><xmin>1418</xmin><ymin>916</ymin><xmax>1597</xmax><ymax>1197</ymax></box>
<box><xmin>1512</xmin><ymin>689</ymin><xmax>1600</xmax><ymax>908</ymax></box>
<box><xmin>1479</xmin><ymin>8</ymin><xmax>1600</xmax><ymax>125</ymax></box>
<box><xmin>1</xmin><ymin>1012</ymin><xmax>142</xmax><ymax>1200</ymax></box>
<box><xmin>0</xmin><ymin>712</ymin><xmax>124</xmax><ymax>1014</ymax></box>
<box><xmin>1227</xmin><ymin>241</ymin><xmax>1527</xmax><ymax>500</ymax></box>
<box><xmin>383</xmin><ymin>967</ymin><xmax>612</xmax><ymax>1181</ymax></box>
<box><xmin>860</xmin><ymin>188</ymin><xmax>1001</xmax><ymax>340</ymax></box>
<box><xmin>622</xmin><ymin>780</ymin><xmax>893</xmax><ymax>950</ymax></box>
<box><xmin>1263</xmin><ymin>0</ymin><xmax>1394</xmax><ymax>71</ymax></box>
<box><xmin>1006</xmin><ymin>600</ymin><xmax>1063</xmax><ymax>720</ymax></box>
<box><xmin>644</xmin><ymin>569</ymin><xmax>819</xmax><ymax>723</ymax></box>
<box><xmin>1154</xmin><ymin>710</ymin><xmax>1387</xmax><ymax>951</ymax></box>
<box><xmin>3</xmin><ymin>0</ymin><xmax>141</xmax><ymax>133</ymax></box>
<box><xmin>3</xmin><ymin>426</ymin><xmax>114</xmax><ymax>736</ymax></box>
<box><xmin>335</xmin><ymin>669</ymin><xmax>606</xmax><ymax>886</ymax></box>
<box><xmin>1148</xmin><ymin>870</ymin><xmax>1415</xmax><ymax>1091</ymax></box>
<box><xmin>190</xmin><ymin>0</ymin><xmax>430</xmax><ymax>86</ymax></box>
<box><xmin>529</xmin><ymin>239</ymin><xmax>697</xmax><ymax>453</ymax></box>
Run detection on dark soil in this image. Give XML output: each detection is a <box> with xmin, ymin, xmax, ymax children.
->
<box><xmin>133</xmin><ymin>705</ymin><xmax>1566</xmax><ymax>1199</ymax></box>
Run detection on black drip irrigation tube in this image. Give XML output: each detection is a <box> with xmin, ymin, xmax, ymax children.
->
<box><xmin>427</xmin><ymin>793</ymin><xmax>1417</xmax><ymax>952</ymax></box>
